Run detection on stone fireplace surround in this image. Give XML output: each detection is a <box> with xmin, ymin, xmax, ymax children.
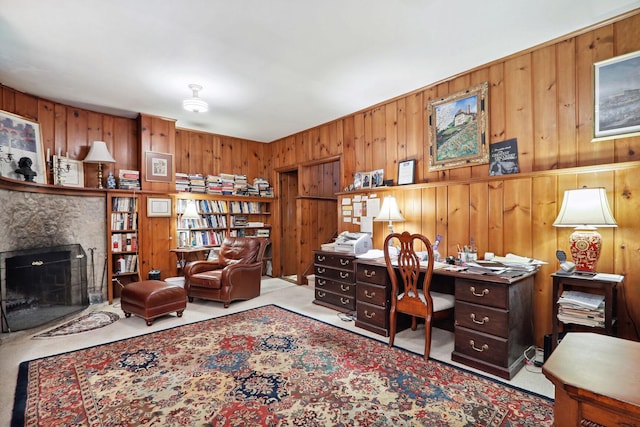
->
<box><xmin>0</xmin><ymin>187</ymin><xmax>107</xmax><ymax>332</ymax></box>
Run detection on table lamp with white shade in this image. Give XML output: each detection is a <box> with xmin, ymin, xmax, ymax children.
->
<box><xmin>374</xmin><ymin>196</ymin><xmax>405</xmax><ymax>234</ymax></box>
<box><xmin>83</xmin><ymin>141</ymin><xmax>116</xmax><ymax>189</ymax></box>
<box><xmin>552</xmin><ymin>187</ymin><xmax>617</xmax><ymax>273</ymax></box>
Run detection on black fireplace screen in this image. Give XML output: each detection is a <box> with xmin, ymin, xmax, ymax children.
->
<box><xmin>1</xmin><ymin>244</ymin><xmax>88</xmax><ymax>332</ymax></box>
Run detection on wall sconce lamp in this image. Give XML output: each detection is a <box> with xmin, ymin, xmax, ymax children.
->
<box><xmin>552</xmin><ymin>187</ymin><xmax>617</xmax><ymax>273</ymax></box>
<box><xmin>83</xmin><ymin>141</ymin><xmax>116</xmax><ymax>189</ymax></box>
<box><xmin>374</xmin><ymin>195</ymin><xmax>405</xmax><ymax>235</ymax></box>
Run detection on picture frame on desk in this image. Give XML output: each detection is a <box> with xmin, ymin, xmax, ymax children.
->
<box><xmin>0</xmin><ymin>109</ymin><xmax>46</xmax><ymax>184</ymax></box>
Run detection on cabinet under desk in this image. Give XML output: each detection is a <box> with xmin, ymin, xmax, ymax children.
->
<box><xmin>354</xmin><ymin>258</ymin><xmax>538</xmax><ymax>380</ymax></box>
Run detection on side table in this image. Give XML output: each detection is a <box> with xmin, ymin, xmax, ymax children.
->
<box><xmin>170</xmin><ymin>247</ymin><xmax>211</xmax><ymax>275</ymax></box>
<box><xmin>551</xmin><ymin>272</ymin><xmax>623</xmax><ymax>351</ymax></box>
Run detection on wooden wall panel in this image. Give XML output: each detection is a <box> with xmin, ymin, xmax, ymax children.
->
<box><xmin>532</xmin><ymin>45</ymin><xmax>558</xmax><ymax>171</ymax></box>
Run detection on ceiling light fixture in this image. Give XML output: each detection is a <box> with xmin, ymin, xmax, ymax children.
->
<box><xmin>183</xmin><ymin>84</ymin><xmax>208</xmax><ymax>113</ymax></box>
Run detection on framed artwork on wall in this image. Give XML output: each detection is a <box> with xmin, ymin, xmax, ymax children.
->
<box><xmin>147</xmin><ymin>197</ymin><xmax>172</xmax><ymax>217</ymax></box>
<box><xmin>0</xmin><ymin>110</ymin><xmax>46</xmax><ymax>184</ymax></box>
<box><xmin>427</xmin><ymin>82</ymin><xmax>489</xmax><ymax>171</ymax></box>
<box><xmin>593</xmin><ymin>49</ymin><xmax>640</xmax><ymax>141</ymax></box>
<box><xmin>52</xmin><ymin>156</ymin><xmax>84</xmax><ymax>187</ymax></box>
<box><xmin>145</xmin><ymin>151</ymin><xmax>173</xmax><ymax>183</ymax></box>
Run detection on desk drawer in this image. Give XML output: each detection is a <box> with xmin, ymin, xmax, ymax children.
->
<box><xmin>356</xmin><ymin>282</ymin><xmax>388</xmax><ymax>307</ymax></box>
<box><xmin>455</xmin><ymin>279</ymin><xmax>508</xmax><ymax>309</ymax></box>
<box><xmin>315</xmin><ymin>277</ymin><xmax>355</xmax><ymax>296</ymax></box>
<box><xmin>455</xmin><ymin>301</ymin><xmax>509</xmax><ymax>338</ymax></box>
<box><xmin>356</xmin><ymin>263</ymin><xmax>388</xmax><ymax>285</ymax></box>
<box><xmin>454</xmin><ymin>327</ymin><xmax>508</xmax><ymax>367</ymax></box>
<box><xmin>315</xmin><ymin>289</ymin><xmax>355</xmax><ymax>311</ymax></box>
<box><xmin>315</xmin><ymin>265</ymin><xmax>354</xmax><ymax>282</ymax></box>
<box><xmin>315</xmin><ymin>253</ymin><xmax>355</xmax><ymax>270</ymax></box>
<box><xmin>356</xmin><ymin>301</ymin><xmax>388</xmax><ymax>329</ymax></box>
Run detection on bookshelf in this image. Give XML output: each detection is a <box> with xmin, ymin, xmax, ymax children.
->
<box><xmin>170</xmin><ymin>193</ymin><xmax>273</xmax><ymax>275</ymax></box>
<box><xmin>107</xmin><ymin>192</ymin><xmax>141</xmax><ymax>303</ymax></box>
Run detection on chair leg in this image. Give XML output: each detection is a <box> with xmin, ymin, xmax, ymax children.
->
<box><xmin>411</xmin><ymin>316</ymin><xmax>418</xmax><ymax>331</ymax></box>
<box><xmin>388</xmin><ymin>309</ymin><xmax>397</xmax><ymax>348</ymax></box>
<box><xmin>423</xmin><ymin>316</ymin><xmax>432</xmax><ymax>360</ymax></box>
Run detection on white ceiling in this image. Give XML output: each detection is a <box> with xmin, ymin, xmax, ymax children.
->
<box><xmin>1</xmin><ymin>1</ymin><xmax>639</xmax><ymax>143</ymax></box>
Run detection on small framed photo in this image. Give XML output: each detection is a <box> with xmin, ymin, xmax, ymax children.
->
<box><xmin>593</xmin><ymin>50</ymin><xmax>640</xmax><ymax>141</ymax></box>
<box><xmin>361</xmin><ymin>172</ymin><xmax>372</xmax><ymax>189</ymax></box>
<box><xmin>371</xmin><ymin>169</ymin><xmax>384</xmax><ymax>187</ymax></box>
<box><xmin>145</xmin><ymin>151</ymin><xmax>173</xmax><ymax>183</ymax></box>
<box><xmin>147</xmin><ymin>197</ymin><xmax>172</xmax><ymax>217</ymax></box>
<box><xmin>53</xmin><ymin>156</ymin><xmax>84</xmax><ymax>187</ymax></box>
<box><xmin>353</xmin><ymin>171</ymin><xmax>363</xmax><ymax>189</ymax></box>
<box><xmin>397</xmin><ymin>159</ymin><xmax>415</xmax><ymax>185</ymax></box>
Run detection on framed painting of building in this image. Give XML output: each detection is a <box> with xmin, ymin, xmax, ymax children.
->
<box><xmin>427</xmin><ymin>82</ymin><xmax>489</xmax><ymax>171</ymax></box>
<box><xmin>593</xmin><ymin>50</ymin><xmax>640</xmax><ymax>141</ymax></box>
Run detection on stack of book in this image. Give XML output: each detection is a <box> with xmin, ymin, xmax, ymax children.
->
<box><xmin>253</xmin><ymin>177</ymin><xmax>272</xmax><ymax>197</ymax></box>
<box><xmin>175</xmin><ymin>173</ymin><xmax>190</xmax><ymax>192</ymax></box>
<box><xmin>118</xmin><ymin>169</ymin><xmax>141</xmax><ymax>190</ymax></box>
<box><xmin>220</xmin><ymin>173</ymin><xmax>235</xmax><ymax>195</ymax></box>
<box><xmin>206</xmin><ymin>175</ymin><xmax>222</xmax><ymax>194</ymax></box>
<box><xmin>189</xmin><ymin>174</ymin><xmax>206</xmax><ymax>193</ymax></box>
<box><xmin>557</xmin><ymin>290</ymin><xmax>605</xmax><ymax>328</ymax></box>
<box><xmin>234</xmin><ymin>174</ymin><xmax>248</xmax><ymax>195</ymax></box>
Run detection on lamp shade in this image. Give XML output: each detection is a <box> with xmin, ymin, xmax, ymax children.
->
<box><xmin>83</xmin><ymin>141</ymin><xmax>116</xmax><ymax>164</ymax></box>
<box><xmin>553</xmin><ymin>187</ymin><xmax>617</xmax><ymax>273</ymax></box>
<box><xmin>552</xmin><ymin>188</ymin><xmax>617</xmax><ymax>228</ymax></box>
<box><xmin>375</xmin><ymin>196</ymin><xmax>405</xmax><ymax>223</ymax></box>
<box><xmin>182</xmin><ymin>200</ymin><xmax>200</xmax><ymax>219</ymax></box>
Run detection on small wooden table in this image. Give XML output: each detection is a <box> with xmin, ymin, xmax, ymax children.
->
<box><xmin>170</xmin><ymin>247</ymin><xmax>211</xmax><ymax>273</ymax></box>
<box><xmin>543</xmin><ymin>333</ymin><xmax>640</xmax><ymax>426</ymax></box>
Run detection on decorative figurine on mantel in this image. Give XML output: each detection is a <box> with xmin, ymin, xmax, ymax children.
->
<box><xmin>106</xmin><ymin>172</ymin><xmax>116</xmax><ymax>189</ymax></box>
<box><xmin>15</xmin><ymin>157</ymin><xmax>37</xmax><ymax>182</ymax></box>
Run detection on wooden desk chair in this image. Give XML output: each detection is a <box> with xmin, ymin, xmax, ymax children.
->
<box><xmin>383</xmin><ymin>231</ymin><xmax>455</xmax><ymax>359</ymax></box>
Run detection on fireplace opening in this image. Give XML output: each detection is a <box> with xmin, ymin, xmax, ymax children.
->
<box><xmin>1</xmin><ymin>244</ymin><xmax>88</xmax><ymax>332</ymax></box>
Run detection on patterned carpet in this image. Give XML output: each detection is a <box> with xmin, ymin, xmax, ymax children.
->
<box><xmin>13</xmin><ymin>305</ymin><xmax>553</xmax><ymax>426</ymax></box>
<box><xmin>32</xmin><ymin>311</ymin><xmax>120</xmax><ymax>338</ymax></box>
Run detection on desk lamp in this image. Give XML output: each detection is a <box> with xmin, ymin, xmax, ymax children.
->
<box><xmin>375</xmin><ymin>196</ymin><xmax>405</xmax><ymax>234</ymax></box>
<box><xmin>83</xmin><ymin>141</ymin><xmax>116</xmax><ymax>189</ymax></box>
<box><xmin>553</xmin><ymin>187</ymin><xmax>617</xmax><ymax>273</ymax></box>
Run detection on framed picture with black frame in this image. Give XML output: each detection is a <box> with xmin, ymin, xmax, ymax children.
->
<box><xmin>397</xmin><ymin>159</ymin><xmax>415</xmax><ymax>185</ymax></box>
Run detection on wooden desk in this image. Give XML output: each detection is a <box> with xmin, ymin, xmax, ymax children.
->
<box><xmin>543</xmin><ymin>333</ymin><xmax>640</xmax><ymax>426</ymax></box>
<box><xmin>170</xmin><ymin>247</ymin><xmax>211</xmax><ymax>273</ymax></box>
<box><xmin>551</xmin><ymin>273</ymin><xmax>622</xmax><ymax>351</ymax></box>
<box><xmin>355</xmin><ymin>258</ymin><xmax>536</xmax><ymax>379</ymax></box>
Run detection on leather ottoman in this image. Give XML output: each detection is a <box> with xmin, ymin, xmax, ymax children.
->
<box><xmin>121</xmin><ymin>280</ymin><xmax>187</xmax><ymax>326</ymax></box>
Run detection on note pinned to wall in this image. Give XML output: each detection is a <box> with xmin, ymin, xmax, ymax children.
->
<box><xmin>366</xmin><ymin>197</ymin><xmax>380</xmax><ymax>218</ymax></box>
<box><xmin>361</xmin><ymin>216</ymin><xmax>373</xmax><ymax>233</ymax></box>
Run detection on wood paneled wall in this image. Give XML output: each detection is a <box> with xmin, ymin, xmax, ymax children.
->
<box><xmin>268</xmin><ymin>10</ymin><xmax>640</xmax><ymax>344</ymax></box>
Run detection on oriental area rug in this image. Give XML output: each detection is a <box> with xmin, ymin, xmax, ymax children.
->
<box><xmin>12</xmin><ymin>305</ymin><xmax>553</xmax><ymax>426</ymax></box>
<box><xmin>32</xmin><ymin>311</ymin><xmax>120</xmax><ymax>338</ymax></box>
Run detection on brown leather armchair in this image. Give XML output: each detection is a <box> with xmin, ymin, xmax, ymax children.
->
<box><xmin>183</xmin><ymin>237</ymin><xmax>269</xmax><ymax>307</ymax></box>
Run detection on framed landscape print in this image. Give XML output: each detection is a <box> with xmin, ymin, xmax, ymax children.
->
<box><xmin>593</xmin><ymin>50</ymin><xmax>640</xmax><ymax>141</ymax></box>
<box><xmin>0</xmin><ymin>110</ymin><xmax>46</xmax><ymax>184</ymax></box>
<box><xmin>427</xmin><ymin>82</ymin><xmax>489</xmax><ymax>171</ymax></box>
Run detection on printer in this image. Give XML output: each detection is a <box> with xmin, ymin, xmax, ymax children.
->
<box><xmin>334</xmin><ymin>231</ymin><xmax>372</xmax><ymax>255</ymax></box>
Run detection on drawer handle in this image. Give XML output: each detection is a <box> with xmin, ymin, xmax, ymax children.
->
<box><xmin>317</xmin><ymin>291</ymin><xmax>326</xmax><ymax>297</ymax></box>
<box><xmin>340</xmin><ymin>259</ymin><xmax>350</xmax><ymax>266</ymax></box>
<box><xmin>318</xmin><ymin>267</ymin><xmax>326</xmax><ymax>274</ymax></box>
<box><xmin>317</xmin><ymin>279</ymin><xmax>326</xmax><ymax>286</ymax></box>
<box><xmin>317</xmin><ymin>255</ymin><xmax>326</xmax><ymax>262</ymax></box>
<box><xmin>364</xmin><ymin>290</ymin><xmax>376</xmax><ymax>299</ymax></box>
<box><xmin>340</xmin><ymin>297</ymin><xmax>350</xmax><ymax>305</ymax></box>
<box><xmin>470</xmin><ymin>314</ymin><xmax>489</xmax><ymax>325</ymax></box>
<box><xmin>341</xmin><ymin>284</ymin><xmax>351</xmax><ymax>292</ymax></box>
<box><xmin>364</xmin><ymin>269</ymin><xmax>376</xmax><ymax>278</ymax></box>
<box><xmin>364</xmin><ymin>310</ymin><xmax>375</xmax><ymax>319</ymax></box>
<box><xmin>470</xmin><ymin>286</ymin><xmax>489</xmax><ymax>297</ymax></box>
<box><xmin>469</xmin><ymin>340</ymin><xmax>489</xmax><ymax>352</ymax></box>
<box><xmin>339</xmin><ymin>272</ymin><xmax>349</xmax><ymax>279</ymax></box>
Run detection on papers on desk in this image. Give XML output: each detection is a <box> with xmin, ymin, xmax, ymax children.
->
<box><xmin>557</xmin><ymin>290</ymin><xmax>605</xmax><ymax>328</ymax></box>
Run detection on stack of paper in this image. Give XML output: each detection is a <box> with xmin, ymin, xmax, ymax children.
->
<box><xmin>557</xmin><ymin>290</ymin><xmax>605</xmax><ymax>328</ymax></box>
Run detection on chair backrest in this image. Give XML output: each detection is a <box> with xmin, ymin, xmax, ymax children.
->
<box><xmin>218</xmin><ymin>237</ymin><xmax>268</xmax><ymax>266</ymax></box>
<box><xmin>383</xmin><ymin>231</ymin><xmax>435</xmax><ymax>315</ymax></box>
